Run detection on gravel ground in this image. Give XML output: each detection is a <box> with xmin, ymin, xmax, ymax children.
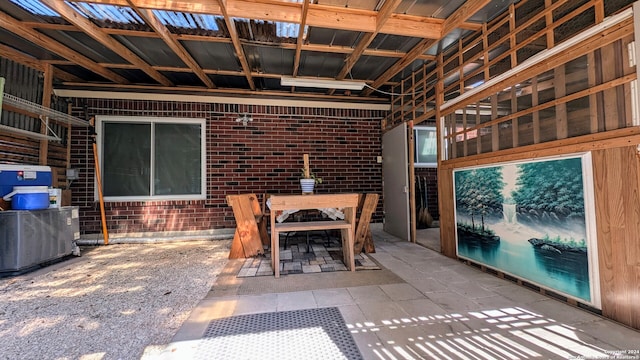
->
<box><xmin>0</xmin><ymin>240</ymin><xmax>231</xmax><ymax>360</ymax></box>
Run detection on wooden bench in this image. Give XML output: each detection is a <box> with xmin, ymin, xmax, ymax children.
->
<box><xmin>269</xmin><ymin>193</ymin><xmax>359</xmax><ymax>278</ymax></box>
<box><xmin>226</xmin><ymin>193</ymin><xmax>268</xmax><ymax>259</ymax></box>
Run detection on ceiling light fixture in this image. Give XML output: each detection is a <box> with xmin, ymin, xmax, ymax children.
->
<box><xmin>280</xmin><ymin>76</ymin><xmax>366</xmax><ymax>90</ymax></box>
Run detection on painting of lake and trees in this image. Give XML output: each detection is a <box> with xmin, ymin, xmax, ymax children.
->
<box><xmin>453</xmin><ymin>154</ymin><xmax>600</xmax><ymax>307</ymax></box>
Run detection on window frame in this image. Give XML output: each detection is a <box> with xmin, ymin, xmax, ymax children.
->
<box><xmin>95</xmin><ymin>115</ymin><xmax>206</xmax><ymax>202</ymax></box>
<box><xmin>414</xmin><ymin>125</ymin><xmax>438</xmax><ymax>168</ymax></box>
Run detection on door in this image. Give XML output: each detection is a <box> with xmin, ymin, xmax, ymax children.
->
<box><xmin>382</xmin><ymin>122</ymin><xmax>410</xmax><ymax>241</ymax></box>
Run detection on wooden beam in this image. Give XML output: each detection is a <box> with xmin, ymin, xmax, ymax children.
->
<box><xmin>441</xmin><ymin>0</ymin><xmax>492</xmax><ymax>36</ymax></box>
<box><xmin>336</xmin><ymin>0</ymin><xmax>404</xmax><ymax>81</ymax></box>
<box><xmin>76</xmin><ymin>0</ymin><xmax>453</xmax><ymax>39</ymax></box>
<box><xmin>441</xmin><ymin>127</ymin><xmax>640</xmax><ymax>170</ymax></box>
<box><xmin>0</xmin><ymin>44</ymin><xmax>44</xmax><ymax>71</ymax></box>
<box><xmin>40</xmin><ymin>0</ymin><xmax>173</xmax><ymax>87</ymax></box>
<box><xmin>128</xmin><ymin>2</ymin><xmax>216</xmax><ymax>88</ymax></box>
<box><xmin>0</xmin><ymin>11</ymin><xmax>129</xmax><ymax>84</ymax></box>
<box><xmin>69</xmin><ymin>61</ymin><xmax>399</xmax><ymax>85</ymax></box>
<box><xmin>40</xmin><ymin>63</ymin><xmax>54</xmax><ymax>165</ymax></box>
<box><xmin>292</xmin><ymin>0</ymin><xmax>310</xmax><ymax>77</ymax></box>
<box><xmin>363</xmin><ymin>38</ymin><xmax>437</xmax><ymax>96</ymax></box>
<box><xmin>0</xmin><ymin>46</ymin><xmax>80</xmax><ymax>86</ymax></box>
<box><xmin>365</xmin><ymin>0</ymin><xmax>491</xmax><ymax>96</ymax></box>
<box><xmin>24</xmin><ymin>22</ymin><xmax>436</xmax><ymax>60</ymax></box>
<box><xmin>218</xmin><ymin>0</ymin><xmax>255</xmax><ymax>90</ymax></box>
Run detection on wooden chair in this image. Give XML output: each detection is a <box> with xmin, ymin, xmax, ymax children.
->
<box><xmin>226</xmin><ymin>193</ymin><xmax>268</xmax><ymax>259</ymax></box>
<box><xmin>354</xmin><ymin>193</ymin><xmax>379</xmax><ymax>254</ymax></box>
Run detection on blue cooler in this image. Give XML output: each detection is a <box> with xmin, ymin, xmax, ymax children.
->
<box><xmin>3</xmin><ymin>186</ymin><xmax>50</xmax><ymax>210</ymax></box>
<box><xmin>0</xmin><ymin>165</ymin><xmax>52</xmax><ymax>210</ymax></box>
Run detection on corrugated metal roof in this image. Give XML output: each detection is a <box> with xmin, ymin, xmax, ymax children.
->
<box><xmin>9</xmin><ymin>0</ymin><xmax>57</xmax><ymax>16</ymax></box>
<box><xmin>1</xmin><ymin>0</ymin><xmax>529</xmax><ymax>97</ymax></box>
<box><xmin>153</xmin><ymin>10</ymin><xmax>220</xmax><ymax>32</ymax></box>
<box><xmin>68</xmin><ymin>2</ymin><xmax>143</xmax><ymax>24</ymax></box>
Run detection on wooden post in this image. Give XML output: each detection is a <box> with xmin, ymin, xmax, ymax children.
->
<box><xmin>303</xmin><ymin>153</ymin><xmax>310</xmax><ymax>177</ymax></box>
<box><xmin>39</xmin><ymin>63</ymin><xmax>53</xmax><ymax>165</ymax></box>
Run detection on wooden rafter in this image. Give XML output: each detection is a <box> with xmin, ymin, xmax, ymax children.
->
<box><xmin>336</xmin><ymin>0</ymin><xmax>403</xmax><ymax>81</ymax></box>
<box><xmin>40</xmin><ymin>0</ymin><xmax>173</xmax><ymax>87</ymax></box>
<box><xmin>56</xmin><ymin>61</ymin><xmax>399</xmax><ymax>86</ymax></box>
<box><xmin>292</xmin><ymin>0</ymin><xmax>310</xmax><ymax>78</ymax></box>
<box><xmin>0</xmin><ymin>11</ymin><xmax>128</xmax><ymax>84</ymax></box>
<box><xmin>328</xmin><ymin>0</ymin><xmax>404</xmax><ymax>95</ymax></box>
<box><xmin>218</xmin><ymin>0</ymin><xmax>255</xmax><ymax>90</ymax></box>
<box><xmin>362</xmin><ymin>0</ymin><xmax>491</xmax><ymax>96</ymax></box>
<box><xmin>362</xmin><ymin>38</ymin><xmax>437</xmax><ymax>96</ymax></box>
<box><xmin>21</xmin><ymin>22</ymin><xmax>435</xmax><ymax>61</ymax></box>
<box><xmin>72</xmin><ymin>0</ymin><xmax>478</xmax><ymax>39</ymax></box>
<box><xmin>127</xmin><ymin>1</ymin><xmax>216</xmax><ymax>88</ymax></box>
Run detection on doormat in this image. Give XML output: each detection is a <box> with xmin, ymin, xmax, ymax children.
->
<box><xmin>193</xmin><ymin>307</ymin><xmax>363</xmax><ymax>360</ymax></box>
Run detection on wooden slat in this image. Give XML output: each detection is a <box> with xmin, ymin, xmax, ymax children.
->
<box><xmin>441</xmin><ymin>127</ymin><xmax>640</xmax><ymax>170</ymax></box>
<box><xmin>555</xmin><ymin>64</ymin><xmax>568</xmax><ymax>139</ymax></box>
<box><xmin>354</xmin><ymin>193</ymin><xmax>379</xmax><ymax>254</ymax></box>
<box><xmin>269</xmin><ymin>193</ymin><xmax>359</xmax><ymax>211</ymax></box>
<box><xmin>275</xmin><ymin>220</ymin><xmax>351</xmax><ymax>231</ymax></box>
<box><xmin>226</xmin><ymin>193</ymin><xmax>265</xmax><ymax>259</ymax></box>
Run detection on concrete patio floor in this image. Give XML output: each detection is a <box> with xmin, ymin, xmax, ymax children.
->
<box><xmin>159</xmin><ymin>224</ymin><xmax>640</xmax><ymax>359</ymax></box>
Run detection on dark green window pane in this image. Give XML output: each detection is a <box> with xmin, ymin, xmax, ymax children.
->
<box><xmin>154</xmin><ymin>123</ymin><xmax>202</xmax><ymax>195</ymax></box>
<box><xmin>103</xmin><ymin>123</ymin><xmax>151</xmax><ymax>196</ymax></box>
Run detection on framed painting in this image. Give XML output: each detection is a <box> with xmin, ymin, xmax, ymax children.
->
<box><xmin>453</xmin><ymin>152</ymin><xmax>601</xmax><ymax>308</ymax></box>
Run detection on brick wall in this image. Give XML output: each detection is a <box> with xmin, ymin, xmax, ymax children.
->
<box><xmin>69</xmin><ymin>99</ymin><xmax>386</xmax><ymax>234</ymax></box>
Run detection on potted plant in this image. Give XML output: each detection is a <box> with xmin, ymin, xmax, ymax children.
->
<box><xmin>300</xmin><ymin>168</ymin><xmax>322</xmax><ymax>194</ymax></box>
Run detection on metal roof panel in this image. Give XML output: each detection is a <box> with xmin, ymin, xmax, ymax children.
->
<box><xmin>307</xmin><ymin>27</ymin><xmax>361</xmax><ymax>47</ymax></box>
<box><xmin>117</xmin><ymin>36</ymin><xmax>185</xmax><ymax>67</ymax></box>
<box><xmin>152</xmin><ymin>10</ymin><xmax>221</xmax><ymax>32</ymax></box>
<box><xmin>67</xmin><ymin>2</ymin><xmax>144</xmax><ymax>24</ymax></box>
<box><xmin>297</xmin><ymin>52</ymin><xmax>346</xmax><ymax>78</ymax></box>
<box><xmin>182</xmin><ymin>41</ymin><xmax>242</xmax><ymax>71</ymax></box>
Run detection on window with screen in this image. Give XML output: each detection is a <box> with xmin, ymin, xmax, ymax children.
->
<box><xmin>97</xmin><ymin>116</ymin><xmax>206</xmax><ymax>201</ymax></box>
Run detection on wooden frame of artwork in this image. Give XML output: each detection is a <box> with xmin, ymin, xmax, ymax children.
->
<box><xmin>453</xmin><ymin>152</ymin><xmax>601</xmax><ymax>308</ymax></box>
